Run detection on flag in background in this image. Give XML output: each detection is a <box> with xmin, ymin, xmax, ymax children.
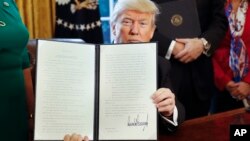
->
<box><xmin>55</xmin><ymin>0</ymin><xmax>103</xmax><ymax>43</ymax></box>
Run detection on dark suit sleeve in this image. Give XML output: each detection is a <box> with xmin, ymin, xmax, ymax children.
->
<box><xmin>152</xmin><ymin>0</ymin><xmax>228</xmax><ymax>57</ymax></box>
<box><xmin>152</xmin><ymin>30</ymin><xmax>172</xmax><ymax>58</ymax></box>
<box><xmin>158</xmin><ymin>100</ymin><xmax>185</xmax><ymax>134</ymax></box>
<box><xmin>197</xmin><ymin>0</ymin><xmax>228</xmax><ymax>55</ymax></box>
<box><xmin>157</xmin><ymin>57</ymin><xmax>185</xmax><ymax>133</ymax></box>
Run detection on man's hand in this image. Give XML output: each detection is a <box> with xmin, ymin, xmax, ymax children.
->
<box><xmin>151</xmin><ymin>88</ymin><xmax>175</xmax><ymax>118</ymax></box>
<box><xmin>174</xmin><ymin>38</ymin><xmax>204</xmax><ymax>63</ymax></box>
<box><xmin>172</xmin><ymin>41</ymin><xmax>185</xmax><ymax>56</ymax></box>
<box><xmin>64</xmin><ymin>134</ymin><xmax>89</xmax><ymax>141</ymax></box>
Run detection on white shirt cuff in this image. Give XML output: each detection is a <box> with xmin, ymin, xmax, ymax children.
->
<box><xmin>165</xmin><ymin>40</ymin><xmax>176</xmax><ymax>60</ymax></box>
<box><xmin>160</xmin><ymin>106</ymin><xmax>178</xmax><ymax>126</ymax></box>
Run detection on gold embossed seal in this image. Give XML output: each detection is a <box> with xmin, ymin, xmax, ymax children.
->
<box><xmin>171</xmin><ymin>14</ymin><xmax>183</xmax><ymax>27</ymax></box>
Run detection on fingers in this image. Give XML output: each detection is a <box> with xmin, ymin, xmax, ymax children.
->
<box><xmin>175</xmin><ymin>48</ymin><xmax>197</xmax><ymax>63</ymax></box>
<box><xmin>230</xmin><ymin>89</ymin><xmax>247</xmax><ymax>100</ymax></box>
<box><xmin>172</xmin><ymin>42</ymin><xmax>185</xmax><ymax>55</ymax></box>
<box><xmin>174</xmin><ymin>38</ymin><xmax>204</xmax><ymax>63</ymax></box>
<box><xmin>64</xmin><ymin>134</ymin><xmax>70</xmax><ymax>141</ymax></box>
<box><xmin>151</xmin><ymin>88</ymin><xmax>175</xmax><ymax>116</ymax></box>
<box><xmin>237</xmin><ymin>95</ymin><xmax>245</xmax><ymax>100</ymax></box>
<box><xmin>63</xmin><ymin>133</ymin><xmax>84</xmax><ymax>141</ymax></box>
<box><xmin>76</xmin><ymin>134</ymin><xmax>83</xmax><ymax>141</ymax></box>
<box><xmin>151</xmin><ymin>88</ymin><xmax>173</xmax><ymax>104</ymax></box>
<box><xmin>157</xmin><ymin>98</ymin><xmax>174</xmax><ymax>108</ymax></box>
<box><xmin>228</xmin><ymin>82</ymin><xmax>239</xmax><ymax>88</ymax></box>
<box><xmin>71</xmin><ymin>134</ymin><xmax>82</xmax><ymax>141</ymax></box>
<box><xmin>174</xmin><ymin>38</ymin><xmax>189</xmax><ymax>59</ymax></box>
<box><xmin>232</xmin><ymin>94</ymin><xmax>246</xmax><ymax>100</ymax></box>
<box><xmin>83</xmin><ymin>136</ymin><xmax>89</xmax><ymax>141</ymax></box>
<box><xmin>178</xmin><ymin>53</ymin><xmax>191</xmax><ymax>63</ymax></box>
<box><xmin>175</xmin><ymin>38</ymin><xmax>188</xmax><ymax>44</ymax></box>
<box><xmin>175</xmin><ymin>48</ymin><xmax>187</xmax><ymax>59</ymax></box>
<box><xmin>157</xmin><ymin>98</ymin><xmax>175</xmax><ymax>112</ymax></box>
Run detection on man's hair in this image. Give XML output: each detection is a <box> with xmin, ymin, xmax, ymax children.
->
<box><xmin>110</xmin><ymin>0</ymin><xmax>160</xmax><ymax>26</ymax></box>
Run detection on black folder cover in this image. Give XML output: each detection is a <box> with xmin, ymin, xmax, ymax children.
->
<box><xmin>156</xmin><ymin>0</ymin><xmax>201</xmax><ymax>39</ymax></box>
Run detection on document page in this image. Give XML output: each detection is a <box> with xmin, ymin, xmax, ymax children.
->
<box><xmin>98</xmin><ymin>43</ymin><xmax>157</xmax><ymax>140</ymax></box>
<box><xmin>34</xmin><ymin>40</ymin><xmax>95</xmax><ymax>140</ymax></box>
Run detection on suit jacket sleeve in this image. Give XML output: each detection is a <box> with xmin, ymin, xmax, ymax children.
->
<box><xmin>151</xmin><ymin>0</ymin><xmax>228</xmax><ymax>57</ymax></box>
<box><xmin>157</xmin><ymin>56</ymin><xmax>185</xmax><ymax>133</ymax></box>
<box><xmin>197</xmin><ymin>0</ymin><xmax>228</xmax><ymax>55</ymax></box>
<box><xmin>152</xmin><ymin>30</ymin><xmax>172</xmax><ymax>58</ymax></box>
<box><xmin>150</xmin><ymin>0</ymin><xmax>175</xmax><ymax>57</ymax></box>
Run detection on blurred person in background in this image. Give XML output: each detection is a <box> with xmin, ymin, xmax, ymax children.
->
<box><xmin>152</xmin><ymin>0</ymin><xmax>228</xmax><ymax>119</ymax></box>
<box><xmin>0</xmin><ymin>0</ymin><xmax>34</xmax><ymax>140</ymax></box>
<box><xmin>212</xmin><ymin>0</ymin><xmax>250</xmax><ymax>113</ymax></box>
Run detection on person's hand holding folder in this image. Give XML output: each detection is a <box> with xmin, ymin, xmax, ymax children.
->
<box><xmin>151</xmin><ymin>88</ymin><xmax>175</xmax><ymax>117</ymax></box>
<box><xmin>64</xmin><ymin>134</ymin><xmax>89</xmax><ymax>141</ymax></box>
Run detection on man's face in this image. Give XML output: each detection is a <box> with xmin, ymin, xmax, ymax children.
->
<box><xmin>112</xmin><ymin>10</ymin><xmax>155</xmax><ymax>43</ymax></box>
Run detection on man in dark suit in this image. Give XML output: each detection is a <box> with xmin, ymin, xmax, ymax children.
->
<box><xmin>111</xmin><ymin>0</ymin><xmax>185</xmax><ymax>133</ymax></box>
<box><xmin>152</xmin><ymin>0</ymin><xmax>228</xmax><ymax>119</ymax></box>
<box><xmin>64</xmin><ymin>0</ymin><xmax>185</xmax><ymax>140</ymax></box>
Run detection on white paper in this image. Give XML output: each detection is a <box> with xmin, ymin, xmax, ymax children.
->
<box><xmin>98</xmin><ymin>43</ymin><xmax>157</xmax><ymax>140</ymax></box>
<box><xmin>34</xmin><ymin>40</ymin><xmax>95</xmax><ymax>140</ymax></box>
